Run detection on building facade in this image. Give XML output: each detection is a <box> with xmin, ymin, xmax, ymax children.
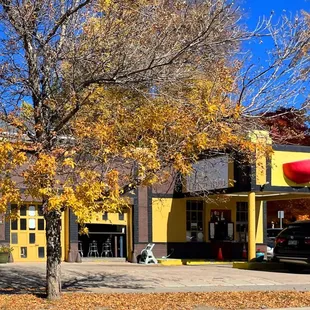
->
<box><xmin>2</xmin><ymin>143</ymin><xmax>310</xmax><ymax>262</ymax></box>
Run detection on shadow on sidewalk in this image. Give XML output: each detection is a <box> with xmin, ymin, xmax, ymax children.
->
<box><xmin>0</xmin><ymin>267</ymin><xmax>148</xmax><ymax>295</ymax></box>
<box><xmin>0</xmin><ymin>268</ymin><xmax>45</xmax><ymax>295</ymax></box>
<box><xmin>250</xmin><ymin>268</ymin><xmax>310</xmax><ymax>275</ymax></box>
<box><xmin>62</xmin><ymin>270</ymin><xmax>149</xmax><ymax>291</ymax></box>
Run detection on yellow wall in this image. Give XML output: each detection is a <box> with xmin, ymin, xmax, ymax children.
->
<box><xmin>126</xmin><ymin>207</ymin><xmax>133</xmax><ymax>261</ymax></box>
<box><xmin>255</xmin><ymin>201</ymin><xmax>264</xmax><ymax>243</ymax></box>
<box><xmin>151</xmin><ymin>197</ymin><xmax>265</xmax><ymax>243</ymax></box>
<box><xmin>90</xmin><ymin>211</ymin><xmax>128</xmax><ymax>225</ymax></box>
<box><xmin>152</xmin><ymin>198</ymin><xmax>186</xmax><ymax>242</ymax></box>
<box><xmin>228</xmin><ymin>160</ymin><xmax>235</xmax><ymax>187</ymax></box>
<box><xmin>272</xmin><ymin>150</ymin><xmax>310</xmax><ymax>187</ymax></box>
<box><xmin>12</xmin><ymin>207</ymin><xmax>129</xmax><ymax>262</ymax></box>
<box><xmin>249</xmin><ymin>130</ymin><xmax>271</xmax><ymax>186</ymax></box>
<box><xmin>11</xmin><ymin>203</ymin><xmax>65</xmax><ymax>262</ymax></box>
<box><xmin>256</xmin><ymin>151</ymin><xmax>267</xmax><ymax>186</ymax></box>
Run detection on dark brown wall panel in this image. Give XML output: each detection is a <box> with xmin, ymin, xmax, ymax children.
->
<box><xmin>0</xmin><ymin>222</ymin><xmax>5</xmax><ymax>241</ymax></box>
<box><xmin>138</xmin><ymin>187</ymin><xmax>148</xmax><ymax>242</ymax></box>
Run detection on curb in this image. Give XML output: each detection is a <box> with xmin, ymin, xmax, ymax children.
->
<box><xmin>233</xmin><ymin>261</ymin><xmax>285</xmax><ymax>270</ymax></box>
<box><xmin>157</xmin><ymin>259</ymin><xmax>234</xmax><ymax>266</ymax></box>
<box><xmin>158</xmin><ymin>259</ymin><xmax>183</xmax><ymax>266</ymax></box>
<box><xmin>186</xmin><ymin>261</ymin><xmax>233</xmax><ymax>266</ymax></box>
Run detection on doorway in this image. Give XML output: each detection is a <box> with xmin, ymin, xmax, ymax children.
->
<box><xmin>78</xmin><ymin>224</ymin><xmax>127</xmax><ymax>258</ymax></box>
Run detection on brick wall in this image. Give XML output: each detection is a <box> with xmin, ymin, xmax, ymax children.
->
<box><xmin>138</xmin><ymin>187</ymin><xmax>148</xmax><ymax>242</ymax></box>
<box><xmin>69</xmin><ymin>210</ymin><xmax>79</xmax><ymax>243</ymax></box>
<box><xmin>134</xmin><ymin>243</ymin><xmax>167</xmax><ymax>259</ymax></box>
<box><xmin>0</xmin><ymin>222</ymin><xmax>5</xmax><ymax>241</ymax></box>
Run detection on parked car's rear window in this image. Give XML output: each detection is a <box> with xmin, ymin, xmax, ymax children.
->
<box><xmin>267</xmin><ymin>229</ymin><xmax>282</xmax><ymax>238</ymax></box>
<box><xmin>280</xmin><ymin>224</ymin><xmax>310</xmax><ymax>237</ymax></box>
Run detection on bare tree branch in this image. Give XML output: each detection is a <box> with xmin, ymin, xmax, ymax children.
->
<box><xmin>43</xmin><ymin>0</ymin><xmax>92</xmax><ymax>46</ymax></box>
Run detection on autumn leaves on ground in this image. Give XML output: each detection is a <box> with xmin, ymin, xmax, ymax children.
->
<box><xmin>0</xmin><ymin>0</ymin><xmax>309</xmax><ymax>302</ymax></box>
<box><xmin>0</xmin><ymin>291</ymin><xmax>310</xmax><ymax>309</ymax></box>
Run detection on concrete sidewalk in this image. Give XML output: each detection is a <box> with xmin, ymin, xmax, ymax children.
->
<box><xmin>0</xmin><ymin>262</ymin><xmax>310</xmax><ymax>294</ymax></box>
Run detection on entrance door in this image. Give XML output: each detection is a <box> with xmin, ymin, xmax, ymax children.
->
<box><xmin>79</xmin><ymin>224</ymin><xmax>127</xmax><ymax>258</ymax></box>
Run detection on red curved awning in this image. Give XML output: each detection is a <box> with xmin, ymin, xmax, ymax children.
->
<box><xmin>283</xmin><ymin>159</ymin><xmax>310</xmax><ymax>184</ymax></box>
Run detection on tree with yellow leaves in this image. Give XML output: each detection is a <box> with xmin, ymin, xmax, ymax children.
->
<box><xmin>0</xmin><ymin>0</ymin><xmax>308</xmax><ymax>300</ymax></box>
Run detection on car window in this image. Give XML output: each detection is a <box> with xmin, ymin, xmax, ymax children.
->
<box><xmin>267</xmin><ymin>229</ymin><xmax>282</xmax><ymax>238</ymax></box>
<box><xmin>279</xmin><ymin>224</ymin><xmax>310</xmax><ymax>237</ymax></box>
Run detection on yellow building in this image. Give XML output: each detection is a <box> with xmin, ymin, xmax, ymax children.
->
<box><xmin>135</xmin><ymin>144</ymin><xmax>310</xmax><ymax>262</ymax></box>
<box><xmin>3</xmin><ymin>144</ymin><xmax>310</xmax><ymax>262</ymax></box>
<box><xmin>9</xmin><ymin>203</ymin><xmax>64</xmax><ymax>262</ymax></box>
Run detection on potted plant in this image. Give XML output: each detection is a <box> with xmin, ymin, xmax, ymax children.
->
<box><xmin>0</xmin><ymin>245</ymin><xmax>13</xmax><ymax>263</ymax></box>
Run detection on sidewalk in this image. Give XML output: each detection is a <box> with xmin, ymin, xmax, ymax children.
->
<box><xmin>1</xmin><ymin>263</ymin><xmax>310</xmax><ymax>309</ymax></box>
<box><xmin>0</xmin><ymin>262</ymin><xmax>310</xmax><ymax>294</ymax></box>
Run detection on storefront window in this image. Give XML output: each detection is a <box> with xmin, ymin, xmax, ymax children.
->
<box><xmin>236</xmin><ymin>202</ymin><xmax>248</xmax><ymax>242</ymax></box>
<box><xmin>28</xmin><ymin>206</ymin><xmax>36</xmax><ymax>216</ymax></box>
<box><xmin>29</xmin><ymin>233</ymin><xmax>35</xmax><ymax>244</ymax></box>
<box><xmin>38</xmin><ymin>247</ymin><xmax>45</xmax><ymax>258</ymax></box>
<box><xmin>38</xmin><ymin>206</ymin><xmax>44</xmax><ymax>216</ymax></box>
<box><xmin>209</xmin><ymin>209</ymin><xmax>233</xmax><ymax>240</ymax></box>
<box><xmin>21</xmin><ymin>247</ymin><xmax>27</xmax><ymax>258</ymax></box>
<box><xmin>38</xmin><ymin>219</ymin><xmax>45</xmax><ymax>230</ymax></box>
<box><xmin>20</xmin><ymin>205</ymin><xmax>27</xmax><ymax>216</ymax></box>
<box><xmin>11</xmin><ymin>220</ymin><xmax>17</xmax><ymax>230</ymax></box>
<box><xmin>186</xmin><ymin>201</ymin><xmax>204</xmax><ymax>242</ymax></box>
<box><xmin>11</xmin><ymin>233</ymin><xmax>18</xmax><ymax>244</ymax></box>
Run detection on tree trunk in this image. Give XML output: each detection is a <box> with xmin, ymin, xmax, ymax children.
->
<box><xmin>45</xmin><ymin>210</ymin><xmax>62</xmax><ymax>300</ymax></box>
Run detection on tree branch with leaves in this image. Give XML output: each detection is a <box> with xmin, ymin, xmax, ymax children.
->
<box><xmin>0</xmin><ymin>0</ymin><xmax>308</xmax><ymax>300</ymax></box>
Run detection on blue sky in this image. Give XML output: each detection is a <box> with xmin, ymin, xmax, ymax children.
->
<box><xmin>241</xmin><ymin>0</ymin><xmax>309</xmax><ymax>58</ymax></box>
<box><xmin>242</xmin><ymin>0</ymin><xmax>308</xmax><ymax>27</ymax></box>
<box><xmin>235</xmin><ymin>0</ymin><xmax>310</xmax><ymax>110</ymax></box>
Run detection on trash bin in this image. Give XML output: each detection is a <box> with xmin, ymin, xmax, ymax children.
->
<box><xmin>256</xmin><ymin>250</ymin><xmax>264</xmax><ymax>262</ymax></box>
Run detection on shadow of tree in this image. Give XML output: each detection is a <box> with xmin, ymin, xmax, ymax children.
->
<box><xmin>62</xmin><ymin>270</ymin><xmax>149</xmax><ymax>291</ymax></box>
<box><xmin>0</xmin><ymin>267</ymin><xmax>46</xmax><ymax>295</ymax></box>
<box><xmin>0</xmin><ymin>265</ymin><xmax>150</xmax><ymax>295</ymax></box>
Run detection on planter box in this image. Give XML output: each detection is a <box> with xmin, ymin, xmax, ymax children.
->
<box><xmin>0</xmin><ymin>252</ymin><xmax>9</xmax><ymax>264</ymax></box>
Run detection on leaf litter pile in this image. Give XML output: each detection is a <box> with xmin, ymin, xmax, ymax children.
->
<box><xmin>1</xmin><ymin>291</ymin><xmax>310</xmax><ymax>309</ymax></box>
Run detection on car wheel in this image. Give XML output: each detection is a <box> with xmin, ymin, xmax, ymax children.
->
<box><xmin>285</xmin><ymin>264</ymin><xmax>305</xmax><ymax>273</ymax></box>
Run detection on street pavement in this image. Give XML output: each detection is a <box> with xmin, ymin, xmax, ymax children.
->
<box><xmin>0</xmin><ymin>262</ymin><xmax>310</xmax><ymax>294</ymax></box>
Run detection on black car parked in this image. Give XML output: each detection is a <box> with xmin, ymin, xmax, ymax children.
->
<box><xmin>267</xmin><ymin>228</ymin><xmax>283</xmax><ymax>247</ymax></box>
<box><xmin>273</xmin><ymin>220</ymin><xmax>310</xmax><ymax>272</ymax></box>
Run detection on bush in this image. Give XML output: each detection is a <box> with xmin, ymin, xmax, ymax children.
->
<box><xmin>0</xmin><ymin>245</ymin><xmax>13</xmax><ymax>253</ymax></box>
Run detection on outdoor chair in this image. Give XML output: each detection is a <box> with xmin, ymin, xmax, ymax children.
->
<box><xmin>78</xmin><ymin>241</ymin><xmax>84</xmax><ymax>257</ymax></box>
<box><xmin>139</xmin><ymin>243</ymin><xmax>158</xmax><ymax>264</ymax></box>
<box><xmin>87</xmin><ymin>240</ymin><xmax>99</xmax><ymax>257</ymax></box>
<box><xmin>101</xmin><ymin>239</ymin><xmax>113</xmax><ymax>257</ymax></box>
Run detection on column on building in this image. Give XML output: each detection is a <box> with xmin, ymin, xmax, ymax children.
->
<box><xmin>248</xmin><ymin>192</ymin><xmax>256</xmax><ymax>261</ymax></box>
